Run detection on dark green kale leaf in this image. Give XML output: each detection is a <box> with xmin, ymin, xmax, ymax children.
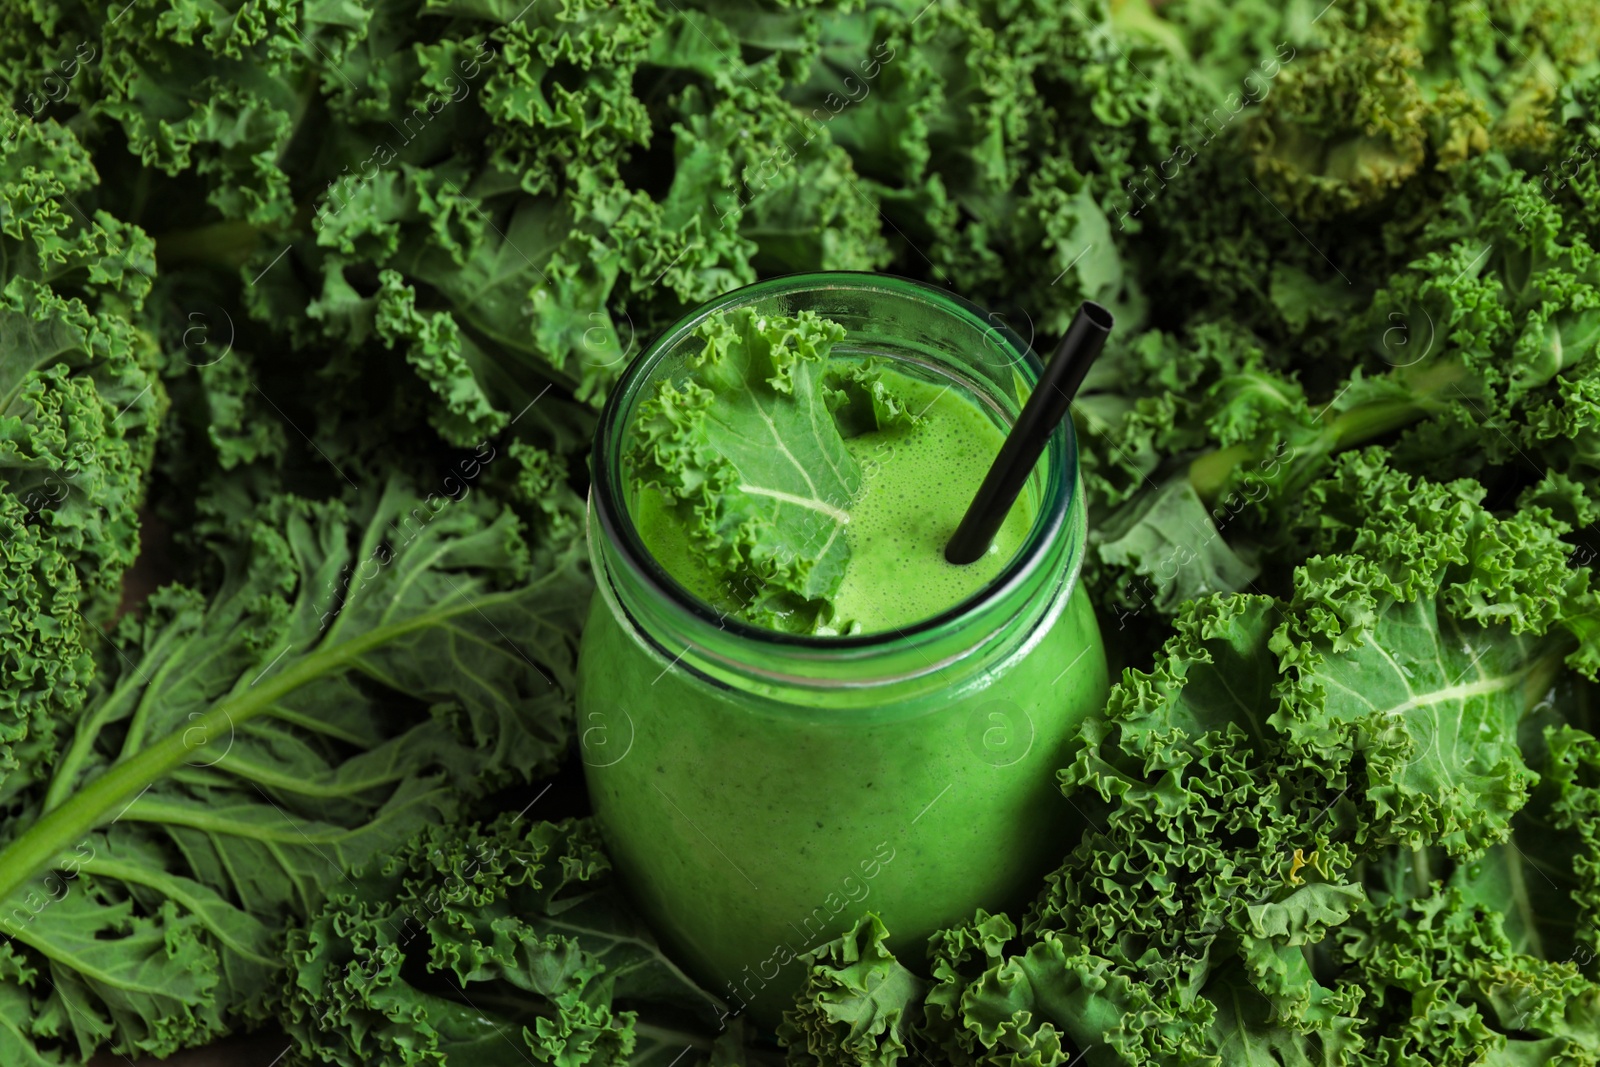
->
<box><xmin>0</xmin><ymin>483</ymin><xmax>588</xmax><ymax>1064</ymax></box>
<box><xmin>0</xmin><ymin>122</ymin><xmax>163</xmax><ymax>803</ymax></box>
<box><xmin>776</xmin><ymin>914</ymin><xmax>925</xmax><ymax>1067</ymax></box>
<box><xmin>281</xmin><ymin>815</ymin><xmax>751</xmax><ymax>1067</ymax></box>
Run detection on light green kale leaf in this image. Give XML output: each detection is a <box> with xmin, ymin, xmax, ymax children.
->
<box><xmin>626</xmin><ymin>307</ymin><xmax>862</xmax><ymax>629</ymax></box>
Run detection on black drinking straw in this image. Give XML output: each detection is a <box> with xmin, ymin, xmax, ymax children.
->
<box><xmin>944</xmin><ymin>301</ymin><xmax>1115</xmax><ymax>565</ymax></box>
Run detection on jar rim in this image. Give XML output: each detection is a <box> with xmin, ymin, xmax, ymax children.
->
<box><xmin>590</xmin><ymin>270</ymin><xmax>1078</xmax><ymax>651</ymax></box>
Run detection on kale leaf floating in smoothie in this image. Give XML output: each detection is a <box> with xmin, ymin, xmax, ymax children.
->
<box><xmin>626</xmin><ymin>307</ymin><xmax>864</xmax><ymax>630</ymax></box>
<box><xmin>626</xmin><ymin>307</ymin><xmax>1035</xmax><ymax>635</ymax></box>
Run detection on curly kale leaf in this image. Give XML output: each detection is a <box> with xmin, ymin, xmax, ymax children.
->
<box><xmin>0</xmin><ymin>122</ymin><xmax>163</xmax><ymax>802</ymax></box>
<box><xmin>0</xmin><ymin>483</ymin><xmax>588</xmax><ymax>1063</ymax></box>
<box><xmin>776</xmin><ymin>914</ymin><xmax>926</xmax><ymax>1067</ymax></box>
<box><xmin>625</xmin><ymin>307</ymin><xmax>872</xmax><ymax>630</ymax></box>
<box><xmin>1245</xmin><ymin>0</ymin><xmax>1600</xmax><ymax>219</ymax></box>
<box><xmin>281</xmin><ymin>816</ymin><xmax>736</xmax><ymax>1067</ymax></box>
<box><xmin>1078</xmin><ymin>145</ymin><xmax>1600</xmax><ymax>636</ymax></box>
<box><xmin>1335</xmin><ymin>874</ymin><xmax>1600</xmax><ymax>1065</ymax></box>
<box><xmin>56</xmin><ymin>0</ymin><xmax>889</xmax><ymax>441</ymax></box>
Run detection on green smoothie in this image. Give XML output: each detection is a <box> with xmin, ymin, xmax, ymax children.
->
<box><xmin>832</xmin><ymin>376</ymin><xmax>1035</xmax><ymax>630</ymax></box>
<box><xmin>579</xmin><ymin>294</ymin><xmax>1110</xmax><ymax>1027</ymax></box>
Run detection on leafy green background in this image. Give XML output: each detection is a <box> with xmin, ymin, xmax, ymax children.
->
<box><xmin>5</xmin><ymin>0</ymin><xmax>1600</xmax><ymax>1063</ymax></box>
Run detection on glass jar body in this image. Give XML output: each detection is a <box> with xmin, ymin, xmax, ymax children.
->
<box><xmin>575</xmin><ymin>272</ymin><xmax>1108</xmax><ymax>1025</ymax></box>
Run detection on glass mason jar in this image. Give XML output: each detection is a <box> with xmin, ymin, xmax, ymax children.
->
<box><xmin>576</xmin><ymin>272</ymin><xmax>1108</xmax><ymax>1027</ymax></box>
